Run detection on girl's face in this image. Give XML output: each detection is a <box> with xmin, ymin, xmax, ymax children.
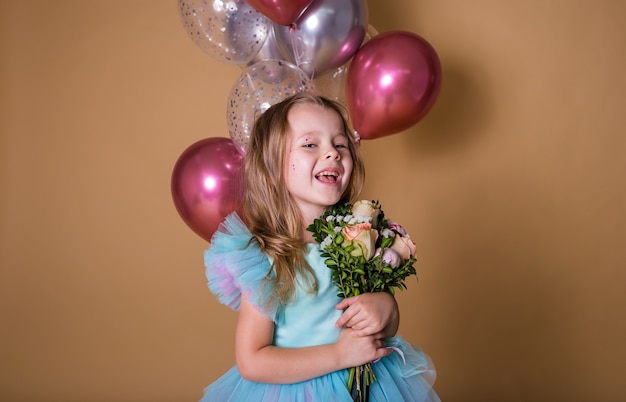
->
<box><xmin>284</xmin><ymin>103</ymin><xmax>354</xmax><ymax>223</ymax></box>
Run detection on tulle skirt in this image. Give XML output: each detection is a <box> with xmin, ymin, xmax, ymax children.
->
<box><xmin>200</xmin><ymin>337</ymin><xmax>440</xmax><ymax>402</ymax></box>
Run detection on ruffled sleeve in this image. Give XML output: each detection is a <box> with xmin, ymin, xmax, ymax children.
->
<box><xmin>204</xmin><ymin>212</ymin><xmax>279</xmax><ymax>321</ymax></box>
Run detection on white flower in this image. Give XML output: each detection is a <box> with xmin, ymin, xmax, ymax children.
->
<box><xmin>320</xmin><ymin>235</ymin><xmax>333</xmax><ymax>250</ymax></box>
<box><xmin>351</xmin><ymin>200</ymin><xmax>381</xmax><ymax>227</ymax></box>
<box><xmin>353</xmin><ymin>215</ymin><xmax>366</xmax><ymax>223</ymax></box>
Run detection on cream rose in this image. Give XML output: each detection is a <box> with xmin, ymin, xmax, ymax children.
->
<box><xmin>342</xmin><ymin>222</ymin><xmax>378</xmax><ymax>260</ymax></box>
<box><xmin>389</xmin><ymin>235</ymin><xmax>417</xmax><ymax>261</ymax></box>
<box><xmin>351</xmin><ymin>200</ymin><xmax>381</xmax><ymax>226</ymax></box>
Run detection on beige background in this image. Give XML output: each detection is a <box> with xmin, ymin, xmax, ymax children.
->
<box><xmin>1</xmin><ymin>0</ymin><xmax>625</xmax><ymax>401</ymax></box>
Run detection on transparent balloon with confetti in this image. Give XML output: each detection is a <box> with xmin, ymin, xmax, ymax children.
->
<box><xmin>227</xmin><ymin>59</ymin><xmax>314</xmax><ymax>154</ymax></box>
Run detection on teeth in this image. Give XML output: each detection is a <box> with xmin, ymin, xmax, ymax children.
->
<box><xmin>316</xmin><ymin>171</ymin><xmax>338</xmax><ymax>178</ymax></box>
<box><xmin>316</xmin><ymin>171</ymin><xmax>339</xmax><ymax>182</ymax></box>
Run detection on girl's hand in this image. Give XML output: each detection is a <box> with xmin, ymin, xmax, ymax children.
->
<box><xmin>335</xmin><ymin>327</ymin><xmax>392</xmax><ymax>368</ymax></box>
<box><xmin>335</xmin><ymin>292</ymin><xmax>399</xmax><ymax>337</ymax></box>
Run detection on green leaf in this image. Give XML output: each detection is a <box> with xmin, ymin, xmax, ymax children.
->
<box><xmin>334</xmin><ymin>234</ymin><xmax>344</xmax><ymax>245</ymax></box>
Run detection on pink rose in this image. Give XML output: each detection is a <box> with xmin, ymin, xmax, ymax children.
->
<box><xmin>342</xmin><ymin>222</ymin><xmax>378</xmax><ymax>260</ymax></box>
<box><xmin>381</xmin><ymin>248</ymin><xmax>402</xmax><ymax>268</ymax></box>
<box><xmin>388</xmin><ymin>222</ymin><xmax>407</xmax><ymax>237</ymax></box>
<box><xmin>390</xmin><ymin>235</ymin><xmax>416</xmax><ymax>261</ymax></box>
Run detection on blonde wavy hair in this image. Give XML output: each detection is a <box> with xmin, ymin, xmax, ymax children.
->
<box><xmin>243</xmin><ymin>92</ymin><xmax>365</xmax><ymax>304</ymax></box>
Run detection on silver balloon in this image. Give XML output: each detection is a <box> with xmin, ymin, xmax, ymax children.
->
<box><xmin>227</xmin><ymin>60</ymin><xmax>314</xmax><ymax>153</ymax></box>
<box><xmin>273</xmin><ymin>0</ymin><xmax>368</xmax><ymax>77</ymax></box>
<box><xmin>179</xmin><ymin>0</ymin><xmax>271</xmax><ymax>66</ymax></box>
<box><xmin>312</xmin><ymin>24</ymin><xmax>379</xmax><ymax>109</ymax></box>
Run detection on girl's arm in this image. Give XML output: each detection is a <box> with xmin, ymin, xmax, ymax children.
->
<box><xmin>334</xmin><ymin>292</ymin><xmax>400</xmax><ymax>338</ymax></box>
<box><xmin>235</xmin><ymin>296</ymin><xmax>392</xmax><ymax>384</ymax></box>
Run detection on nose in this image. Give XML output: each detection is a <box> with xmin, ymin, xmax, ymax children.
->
<box><xmin>325</xmin><ymin>148</ymin><xmax>340</xmax><ymax>160</ymax></box>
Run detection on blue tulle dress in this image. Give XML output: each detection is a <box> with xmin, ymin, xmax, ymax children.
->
<box><xmin>201</xmin><ymin>213</ymin><xmax>440</xmax><ymax>402</ymax></box>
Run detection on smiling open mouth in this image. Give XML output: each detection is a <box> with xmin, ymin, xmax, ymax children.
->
<box><xmin>315</xmin><ymin>171</ymin><xmax>339</xmax><ymax>183</ymax></box>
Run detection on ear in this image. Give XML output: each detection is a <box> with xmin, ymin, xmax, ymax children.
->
<box><xmin>353</xmin><ymin>130</ymin><xmax>361</xmax><ymax>146</ymax></box>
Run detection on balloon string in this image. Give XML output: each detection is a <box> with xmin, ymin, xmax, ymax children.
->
<box><xmin>289</xmin><ymin>23</ymin><xmax>306</xmax><ymax>74</ymax></box>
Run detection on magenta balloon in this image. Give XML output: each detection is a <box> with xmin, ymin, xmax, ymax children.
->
<box><xmin>247</xmin><ymin>0</ymin><xmax>313</xmax><ymax>26</ymax></box>
<box><xmin>171</xmin><ymin>137</ymin><xmax>244</xmax><ymax>242</ymax></box>
<box><xmin>346</xmin><ymin>31</ymin><xmax>442</xmax><ymax>139</ymax></box>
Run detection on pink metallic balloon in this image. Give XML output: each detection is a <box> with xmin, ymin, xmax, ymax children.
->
<box><xmin>346</xmin><ymin>31</ymin><xmax>442</xmax><ymax>139</ymax></box>
<box><xmin>247</xmin><ymin>0</ymin><xmax>313</xmax><ymax>26</ymax></box>
<box><xmin>171</xmin><ymin>137</ymin><xmax>244</xmax><ymax>242</ymax></box>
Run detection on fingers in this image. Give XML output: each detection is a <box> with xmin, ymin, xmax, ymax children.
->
<box><xmin>336</xmin><ymin>309</ymin><xmax>382</xmax><ymax>335</ymax></box>
<box><xmin>371</xmin><ymin>346</ymin><xmax>394</xmax><ymax>363</ymax></box>
<box><xmin>338</xmin><ymin>310</ymin><xmax>373</xmax><ymax>332</ymax></box>
<box><xmin>335</xmin><ymin>293</ymin><xmax>390</xmax><ymax>335</ymax></box>
<box><xmin>351</xmin><ymin>327</ymin><xmax>385</xmax><ymax>339</ymax></box>
<box><xmin>339</xmin><ymin>330</ymin><xmax>391</xmax><ymax>366</ymax></box>
<box><xmin>335</xmin><ymin>306</ymin><xmax>356</xmax><ymax>328</ymax></box>
<box><xmin>348</xmin><ymin>314</ymin><xmax>384</xmax><ymax>335</ymax></box>
<box><xmin>367</xmin><ymin>338</ymin><xmax>391</xmax><ymax>362</ymax></box>
<box><xmin>349</xmin><ymin>326</ymin><xmax>373</xmax><ymax>337</ymax></box>
<box><xmin>335</xmin><ymin>295</ymin><xmax>358</xmax><ymax>311</ymax></box>
<box><xmin>335</xmin><ymin>296</ymin><xmax>361</xmax><ymax>328</ymax></box>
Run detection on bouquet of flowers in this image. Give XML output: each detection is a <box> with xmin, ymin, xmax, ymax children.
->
<box><xmin>307</xmin><ymin>200</ymin><xmax>418</xmax><ymax>402</ymax></box>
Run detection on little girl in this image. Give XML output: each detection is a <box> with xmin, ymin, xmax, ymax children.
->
<box><xmin>201</xmin><ymin>93</ymin><xmax>439</xmax><ymax>401</ymax></box>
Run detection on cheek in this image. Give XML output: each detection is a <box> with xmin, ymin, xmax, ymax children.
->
<box><xmin>288</xmin><ymin>154</ymin><xmax>298</xmax><ymax>171</ymax></box>
<box><xmin>286</xmin><ymin>149</ymin><xmax>295</xmax><ymax>170</ymax></box>
<box><xmin>344</xmin><ymin>158</ymin><xmax>354</xmax><ymax>175</ymax></box>
<box><xmin>342</xmin><ymin>161</ymin><xmax>354</xmax><ymax>184</ymax></box>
